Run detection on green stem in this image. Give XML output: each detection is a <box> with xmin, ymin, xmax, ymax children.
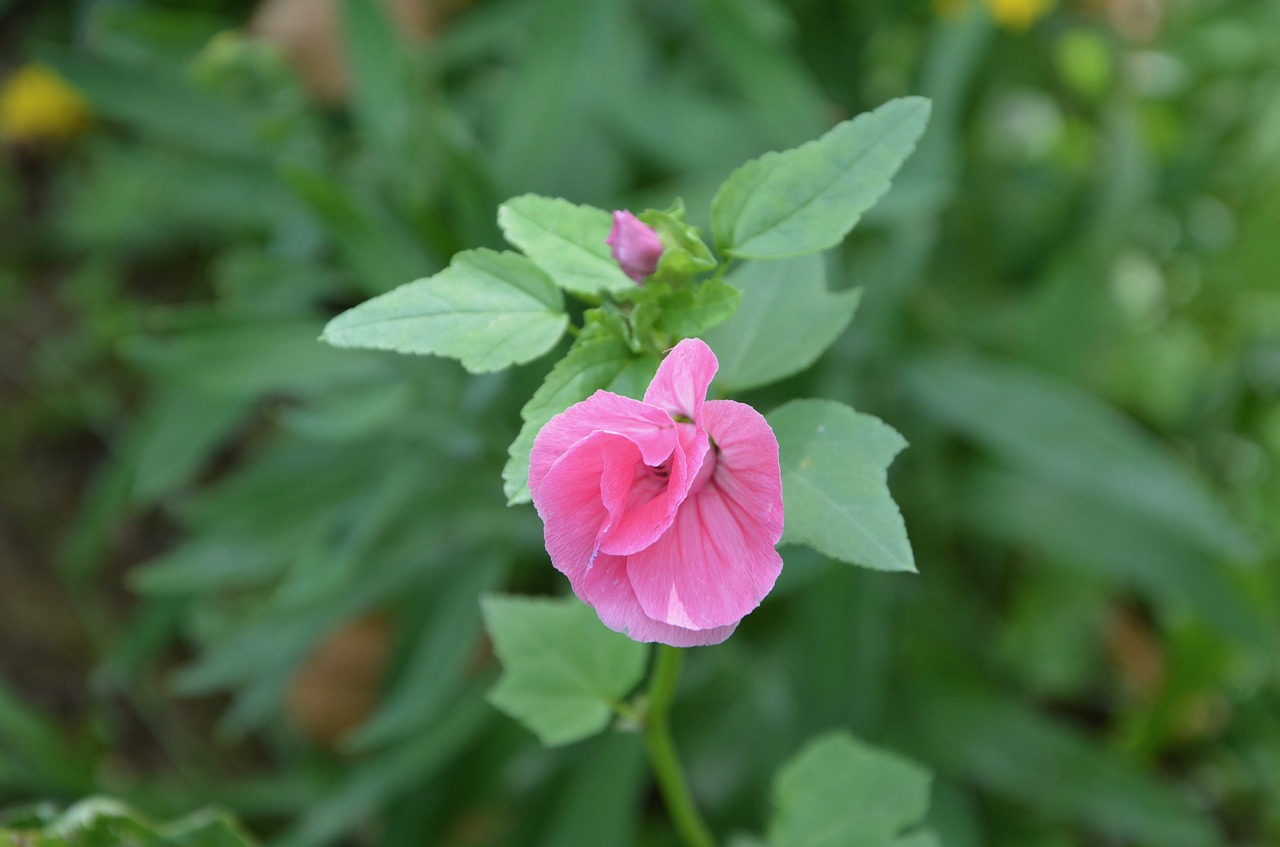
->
<box><xmin>643</xmin><ymin>645</ymin><xmax>717</xmax><ymax>847</ymax></box>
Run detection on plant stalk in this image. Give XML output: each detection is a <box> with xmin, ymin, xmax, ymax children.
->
<box><xmin>643</xmin><ymin>644</ymin><xmax>717</xmax><ymax>847</ymax></box>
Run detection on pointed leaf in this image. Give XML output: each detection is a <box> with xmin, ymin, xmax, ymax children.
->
<box><xmin>712</xmin><ymin>97</ymin><xmax>931</xmax><ymax>259</ymax></box>
<box><xmin>321</xmin><ymin>249</ymin><xmax>567</xmax><ymax>372</ymax></box>
<box><xmin>769</xmin><ymin>399</ymin><xmax>914</xmax><ymax>572</ymax></box>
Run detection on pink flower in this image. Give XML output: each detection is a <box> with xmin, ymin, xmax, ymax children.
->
<box><xmin>605</xmin><ymin>210</ymin><xmax>664</xmax><ymax>282</ymax></box>
<box><xmin>529</xmin><ymin>338</ymin><xmax>784</xmax><ymax>647</ymax></box>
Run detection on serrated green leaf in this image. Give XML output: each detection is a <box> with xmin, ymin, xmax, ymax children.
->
<box><xmin>503</xmin><ymin>320</ymin><xmax>639</xmax><ymax>504</ymax></box>
<box><xmin>651</xmin><ymin>277</ymin><xmax>742</xmax><ymax>338</ymax></box>
<box><xmin>704</xmin><ymin>255</ymin><xmax>860</xmax><ymax>392</ymax></box>
<box><xmin>711</xmin><ymin>97</ymin><xmax>931</xmax><ymax>259</ymax></box>
<box><xmin>498</xmin><ymin>194</ymin><xmax>635</xmax><ymax>296</ymax></box>
<box><xmin>770</xmin><ymin>732</ymin><xmax>933</xmax><ymax>847</ymax></box>
<box><xmin>321</xmin><ymin>249</ymin><xmax>567</xmax><ymax>372</ymax></box>
<box><xmin>769</xmin><ymin>399</ymin><xmax>914</xmax><ymax>572</ymax></box>
<box><xmin>481</xmin><ymin>595</ymin><xmax>649</xmax><ymax>747</ymax></box>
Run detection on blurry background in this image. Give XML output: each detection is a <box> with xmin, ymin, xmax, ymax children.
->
<box><xmin>1</xmin><ymin>0</ymin><xmax>1278</xmax><ymax>845</ymax></box>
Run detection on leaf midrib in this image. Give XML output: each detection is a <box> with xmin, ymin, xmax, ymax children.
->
<box><xmin>734</xmin><ymin>102</ymin><xmax>922</xmax><ymax>250</ymax></box>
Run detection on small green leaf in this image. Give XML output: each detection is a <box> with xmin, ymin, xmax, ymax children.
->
<box><xmin>704</xmin><ymin>255</ymin><xmax>861</xmax><ymax>392</ymax></box>
<box><xmin>481</xmin><ymin>595</ymin><xmax>649</xmax><ymax>747</ymax></box>
<box><xmin>498</xmin><ymin>194</ymin><xmax>635</xmax><ymax>296</ymax></box>
<box><xmin>770</xmin><ymin>732</ymin><xmax>933</xmax><ymax>847</ymax></box>
<box><xmin>321</xmin><ymin>249</ymin><xmax>567</xmax><ymax>372</ymax></box>
<box><xmin>503</xmin><ymin>317</ymin><xmax>639</xmax><ymax>504</ymax></box>
<box><xmin>0</xmin><ymin>798</ymin><xmax>255</xmax><ymax>847</ymax></box>
<box><xmin>650</xmin><ymin>277</ymin><xmax>743</xmax><ymax>338</ymax></box>
<box><xmin>711</xmin><ymin>97</ymin><xmax>931</xmax><ymax>259</ymax></box>
<box><xmin>769</xmin><ymin>399</ymin><xmax>915</xmax><ymax>572</ymax></box>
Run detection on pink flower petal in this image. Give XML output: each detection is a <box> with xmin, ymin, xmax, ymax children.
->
<box><xmin>598</xmin><ymin>423</ymin><xmax>708</xmax><ymax>557</ymax></box>
<box><xmin>576</xmin><ymin>551</ymin><xmax>739</xmax><ymax>647</ymax></box>
<box><xmin>625</xmin><ymin>399</ymin><xmax>783</xmax><ymax>630</ymax></box>
<box><xmin>532</xmin><ymin>431</ymin><xmax>635</xmax><ymax>583</ymax></box>
<box><xmin>643</xmin><ymin>338</ymin><xmax>719</xmax><ymax>424</ymax></box>
<box><xmin>529</xmin><ymin>390</ymin><xmax>675</xmax><ymax>498</ymax></box>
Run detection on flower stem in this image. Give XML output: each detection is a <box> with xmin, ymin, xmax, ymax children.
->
<box><xmin>643</xmin><ymin>645</ymin><xmax>717</xmax><ymax>847</ymax></box>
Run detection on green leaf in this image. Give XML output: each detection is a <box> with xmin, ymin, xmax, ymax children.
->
<box><xmin>502</xmin><ymin>319</ymin><xmax>639</xmax><ymax>504</ymax></box>
<box><xmin>704</xmin><ymin>255</ymin><xmax>861</xmax><ymax>392</ymax></box>
<box><xmin>321</xmin><ymin>249</ymin><xmax>568</xmax><ymax>372</ymax></box>
<box><xmin>497</xmin><ymin>194</ymin><xmax>635</xmax><ymax>296</ymax></box>
<box><xmin>903</xmin><ymin>353</ymin><xmax>1255</xmax><ymax>559</ymax></box>
<box><xmin>770</xmin><ymin>732</ymin><xmax>933</xmax><ymax>847</ymax></box>
<box><xmin>0</xmin><ymin>798</ymin><xmax>255</xmax><ymax>847</ymax></box>
<box><xmin>481</xmin><ymin>595</ymin><xmax>649</xmax><ymax>747</ymax></box>
<box><xmin>651</xmin><ymin>277</ymin><xmax>743</xmax><ymax>338</ymax></box>
<box><xmin>711</xmin><ymin>97</ymin><xmax>931</xmax><ymax>259</ymax></box>
<box><xmin>769</xmin><ymin>399</ymin><xmax>915</xmax><ymax>572</ymax></box>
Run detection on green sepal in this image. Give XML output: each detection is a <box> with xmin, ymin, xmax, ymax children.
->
<box><xmin>638</xmin><ymin>199</ymin><xmax>717</xmax><ymax>286</ymax></box>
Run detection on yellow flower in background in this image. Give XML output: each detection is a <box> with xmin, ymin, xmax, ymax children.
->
<box><xmin>0</xmin><ymin>65</ymin><xmax>91</xmax><ymax>144</ymax></box>
<box><xmin>986</xmin><ymin>0</ymin><xmax>1056</xmax><ymax>30</ymax></box>
<box><xmin>933</xmin><ymin>0</ymin><xmax>1056</xmax><ymax>30</ymax></box>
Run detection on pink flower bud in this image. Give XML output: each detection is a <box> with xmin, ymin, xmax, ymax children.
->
<box><xmin>605</xmin><ymin>210</ymin><xmax>664</xmax><ymax>283</ymax></box>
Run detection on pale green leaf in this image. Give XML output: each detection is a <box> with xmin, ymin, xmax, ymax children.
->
<box><xmin>770</xmin><ymin>732</ymin><xmax>932</xmax><ymax>847</ymax></box>
<box><xmin>498</xmin><ymin>194</ymin><xmax>635</xmax><ymax>296</ymax></box>
<box><xmin>321</xmin><ymin>249</ymin><xmax>567</xmax><ymax>373</ymax></box>
<box><xmin>481</xmin><ymin>595</ymin><xmax>649</xmax><ymax>747</ymax></box>
<box><xmin>704</xmin><ymin>255</ymin><xmax>860</xmax><ymax>392</ymax></box>
<box><xmin>503</xmin><ymin>322</ymin><xmax>639</xmax><ymax>504</ymax></box>
<box><xmin>652</xmin><ymin>277</ymin><xmax>743</xmax><ymax>338</ymax></box>
<box><xmin>711</xmin><ymin>97</ymin><xmax>931</xmax><ymax>259</ymax></box>
<box><xmin>769</xmin><ymin>399</ymin><xmax>914</xmax><ymax>572</ymax></box>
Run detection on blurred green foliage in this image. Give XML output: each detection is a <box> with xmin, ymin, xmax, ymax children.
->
<box><xmin>1</xmin><ymin>0</ymin><xmax>1278</xmax><ymax>845</ymax></box>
